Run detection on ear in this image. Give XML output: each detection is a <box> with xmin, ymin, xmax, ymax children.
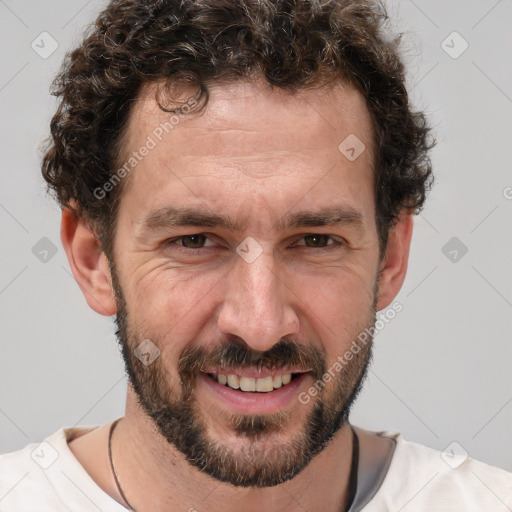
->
<box><xmin>376</xmin><ymin>211</ymin><xmax>413</xmax><ymax>311</ymax></box>
<box><xmin>60</xmin><ymin>206</ymin><xmax>117</xmax><ymax>316</ymax></box>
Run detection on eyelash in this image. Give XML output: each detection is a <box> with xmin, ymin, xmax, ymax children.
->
<box><xmin>163</xmin><ymin>234</ymin><xmax>345</xmax><ymax>253</ymax></box>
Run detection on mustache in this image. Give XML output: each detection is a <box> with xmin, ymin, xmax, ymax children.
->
<box><xmin>178</xmin><ymin>339</ymin><xmax>326</xmax><ymax>382</ymax></box>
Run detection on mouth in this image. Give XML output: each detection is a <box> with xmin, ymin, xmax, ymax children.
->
<box><xmin>198</xmin><ymin>367</ymin><xmax>311</xmax><ymax>414</ymax></box>
<box><xmin>205</xmin><ymin>371</ymin><xmax>299</xmax><ymax>392</ymax></box>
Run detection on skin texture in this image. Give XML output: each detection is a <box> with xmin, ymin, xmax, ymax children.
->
<box><xmin>64</xmin><ymin>78</ymin><xmax>413</xmax><ymax>512</ymax></box>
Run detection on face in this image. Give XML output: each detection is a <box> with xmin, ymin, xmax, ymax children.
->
<box><xmin>110</xmin><ymin>78</ymin><xmax>380</xmax><ymax>487</ymax></box>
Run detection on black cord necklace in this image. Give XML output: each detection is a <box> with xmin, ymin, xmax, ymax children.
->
<box><xmin>108</xmin><ymin>418</ymin><xmax>136</xmax><ymax>511</ymax></box>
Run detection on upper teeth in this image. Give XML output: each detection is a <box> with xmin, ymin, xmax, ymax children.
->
<box><xmin>214</xmin><ymin>373</ymin><xmax>293</xmax><ymax>392</ymax></box>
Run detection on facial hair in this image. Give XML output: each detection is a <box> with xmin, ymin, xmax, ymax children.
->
<box><xmin>110</xmin><ymin>261</ymin><xmax>376</xmax><ymax>488</ymax></box>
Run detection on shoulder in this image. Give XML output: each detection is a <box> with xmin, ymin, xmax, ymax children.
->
<box><xmin>0</xmin><ymin>425</ymin><xmax>97</xmax><ymax>511</ymax></box>
<box><xmin>364</xmin><ymin>430</ymin><xmax>512</xmax><ymax>511</ymax></box>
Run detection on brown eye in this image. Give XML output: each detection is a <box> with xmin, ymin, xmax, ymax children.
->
<box><xmin>301</xmin><ymin>234</ymin><xmax>334</xmax><ymax>247</ymax></box>
<box><xmin>178</xmin><ymin>235</ymin><xmax>208</xmax><ymax>249</ymax></box>
<box><xmin>163</xmin><ymin>234</ymin><xmax>217</xmax><ymax>253</ymax></box>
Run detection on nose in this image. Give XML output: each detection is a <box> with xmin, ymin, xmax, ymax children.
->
<box><xmin>217</xmin><ymin>250</ymin><xmax>300</xmax><ymax>352</ymax></box>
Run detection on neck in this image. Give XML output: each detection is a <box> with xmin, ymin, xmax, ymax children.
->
<box><xmin>110</xmin><ymin>386</ymin><xmax>355</xmax><ymax>512</ymax></box>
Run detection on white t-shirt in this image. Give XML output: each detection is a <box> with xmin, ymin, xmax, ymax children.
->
<box><xmin>0</xmin><ymin>424</ymin><xmax>511</xmax><ymax>511</ymax></box>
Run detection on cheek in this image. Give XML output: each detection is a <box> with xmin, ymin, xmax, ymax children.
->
<box><xmin>295</xmin><ymin>266</ymin><xmax>376</xmax><ymax>346</ymax></box>
<box><xmin>127</xmin><ymin>263</ymin><xmax>224</xmax><ymax>345</ymax></box>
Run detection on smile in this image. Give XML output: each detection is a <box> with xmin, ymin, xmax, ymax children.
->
<box><xmin>207</xmin><ymin>372</ymin><xmax>295</xmax><ymax>393</ymax></box>
<box><xmin>198</xmin><ymin>367</ymin><xmax>311</xmax><ymax>414</ymax></box>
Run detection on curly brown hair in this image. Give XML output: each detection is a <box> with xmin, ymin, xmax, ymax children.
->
<box><xmin>42</xmin><ymin>0</ymin><xmax>434</xmax><ymax>260</ymax></box>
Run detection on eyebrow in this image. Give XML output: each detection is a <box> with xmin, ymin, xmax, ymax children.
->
<box><xmin>140</xmin><ymin>206</ymin><xmax>365</xmax><ymax>234</ymax></box>
<box><xmin>141</xmin><ymin>207</ymin><xmax>241</xmax><ymax>232</ymax></box>
<box><xmin>275</xmin><ymin>207</ymin><xmax>364</xmax><ymax>231</ymax></box>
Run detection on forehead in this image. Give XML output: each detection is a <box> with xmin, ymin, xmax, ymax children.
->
<box><xmin>117</xmin><ymin>78</ymin><xmax>375</xmax><ymax>233</ymax></box>
<box><xmin>124</xmin><ymin>78</ymin><xmax>373</xmax><ymax>157</ymax></box>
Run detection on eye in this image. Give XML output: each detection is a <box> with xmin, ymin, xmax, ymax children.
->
<box><xmin>294</xmin><ymin>234</ymin><xmax>339</xmax><ymax>248</ymax></box>
<box><xmin>164</xmin><ymin>234</ymin><xmax>215</xmax><ymax>250</ymax></box>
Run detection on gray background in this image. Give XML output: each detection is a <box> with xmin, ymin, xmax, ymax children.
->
<box><xmin>1</xmin><ymin>0</ymin><xmax>511</xmax><ymax>472</ymax></box>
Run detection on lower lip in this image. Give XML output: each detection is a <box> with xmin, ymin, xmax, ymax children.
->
<box><xmin>198</xmin><ymin>372</ymin><xmax>309</xmax><ymax>414</ymax></box>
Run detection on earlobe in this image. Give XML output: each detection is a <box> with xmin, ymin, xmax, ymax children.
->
<box><xmin>376</xmin><ymin>211</ymin><xmax>414</xmax><ymax>311</ymax></box>
<box><xmin>60</xmin><ymin>206</ymin><xmax>117</xmax><ymax>316</ymax></box>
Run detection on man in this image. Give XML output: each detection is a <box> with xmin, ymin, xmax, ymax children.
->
<box><xmin>0</xmin><ymin>0</ymin><xmax>510</xmax><ymax>510</ymax></box>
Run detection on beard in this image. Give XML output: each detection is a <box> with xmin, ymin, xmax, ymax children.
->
<box><xmin>110</xmin><ymin>261</ymin><xmax>376</xmax><ymax>488</ymax></box>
